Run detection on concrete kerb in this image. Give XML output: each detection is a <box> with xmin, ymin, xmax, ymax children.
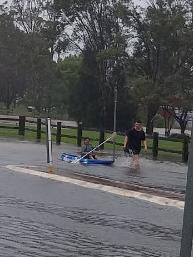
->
<box><xmin>7</xmin><ymin>164</ymin><xmax>185</xmax><ymax>203</ymax></box>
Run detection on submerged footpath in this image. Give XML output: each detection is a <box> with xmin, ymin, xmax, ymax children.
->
<box><xmin>29</xmin><ymin>144</ymin><xmax>188</xmax><ymax>201</ymax></box>
<box><xmin>0</xmin><ymin>139</ymin><xmax>187</xmax><ymax>202</ymax></box>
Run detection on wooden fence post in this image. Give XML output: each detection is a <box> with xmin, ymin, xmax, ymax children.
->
<box><xmin>36</xmin><ymin>118</ymin><xmax>41</xmax><ymax>142</ymax></box>
<box><xmin>18</xmin><ymin>116</ymin><xmax>26</xmax><ymax>136</ymax></box>
<box><xmin>56</xmin><ymin>122</ymin><xmax>62</xmax><ymax>145</ymax></box>
<box><xmin>77</xmin><ymin>122</ymin><xmax>82</xmax><ymax>147</ymax></box>
<box><xmin>152</xmin><ymin>132</ymin><xmax>159</xmax><ymax>159</ymax></box>
<box><xmin>182</xmin><ymin>135</ymin><xmax>189</xmax><ymax>163</ymax></box>
<box><xmin>99</xmin><ymin>130</ymin><xmax>105</xmax><ymax>150</ymax></box>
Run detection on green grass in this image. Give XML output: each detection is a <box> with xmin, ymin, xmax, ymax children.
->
<box><xmin>147</xmin><ymin>138</ymin><xmax>182</xmax><ymax>152</ymax></box>
<box><xmin>0</xmin><ymin>127</ymin><xmax>20</xmax><ymax>138</ymax></box>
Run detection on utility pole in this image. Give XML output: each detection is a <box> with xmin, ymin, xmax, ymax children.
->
<box><xmin>180</xmin><ymin>119</ymin><xmax>193</xmax><ymax>257</ymax></box>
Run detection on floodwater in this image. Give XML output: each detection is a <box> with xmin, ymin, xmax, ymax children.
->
<box><xmin>0</xmin><ymin>139</ymin><xmax>189</xmax><ymax>256</ymax></box>
<box><xmin>0</xmin><ymin>166</ymin><xmax>184</xmax><ymax>256</ymax></box>
<box><xmin>56</xmin><ymin>151</ymin><xmax>187</xmax><ymax>195</ymax></box>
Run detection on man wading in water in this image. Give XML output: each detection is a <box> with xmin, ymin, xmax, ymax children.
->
<box><xmin>123</xmin><ymin>120</ymin><xmax>147</xmax><ymax>169</ymax></box>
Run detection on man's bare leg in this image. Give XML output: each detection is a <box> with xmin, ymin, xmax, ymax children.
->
<box><xmin>131</xmin><ymin>154</ymin><xmax>140</xmax><ymax>169</ymax></box>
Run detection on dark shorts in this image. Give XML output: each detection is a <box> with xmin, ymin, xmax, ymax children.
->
<box><xmin>126</xmin><ymin>148</ymin><xmax>141</xmax><ymax>155</ymax></box>
<box><xmin>132</xmin><ymin>149</ymin><xmax>141</xmax><ymax>155</ymax></box>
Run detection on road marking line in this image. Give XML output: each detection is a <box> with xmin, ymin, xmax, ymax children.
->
<box><xmin>5</xmin><ymin>165</ymin><xmax>184</xmax><ymax>209</ymax></box>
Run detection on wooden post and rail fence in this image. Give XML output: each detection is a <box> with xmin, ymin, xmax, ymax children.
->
<box><xmin>0</xmin><ymin>115</ymin><xmax>190</xmax><ymax>162</ymax></box>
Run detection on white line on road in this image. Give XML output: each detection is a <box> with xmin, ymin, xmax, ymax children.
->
<box><xmin>5</xmin><ymin>165</ymin><xmax>184</xmax><ymax>210</ymax></box>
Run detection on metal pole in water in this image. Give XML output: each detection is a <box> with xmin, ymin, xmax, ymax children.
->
<box><xmin>180</xmin><ymin>118</ymin><xmax>193</xmax><ymax>257</ymax></box>
<box><xmin>113</xmin><ymin>86</ymin><xmax>118</xmax><ymax>162</ymax></box>
<box><xmin>46</xmin><ymin>118</ymin><xmax>54</xmax><ymax>173</ymax></box>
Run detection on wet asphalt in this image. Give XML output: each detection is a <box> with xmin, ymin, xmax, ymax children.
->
<box><xmin>0</xmin><ymin>139</ymin><xmax>190</xmax><ymax>256</ymax></box>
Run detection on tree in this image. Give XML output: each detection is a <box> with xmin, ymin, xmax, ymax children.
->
<box><xmin>65</xmin><ymin>51</ymin><xmax>101</xmax><ymax>127</ymax></box>
<box><xmin>0</xmin><ymin>8</ymin><xmax>28</xmax><ymax>110</ymax></box>
<box><xmin>166</xmin><ymin>96</ymin><xmax>192</xmax><ymax>134</ymax></box>
<box><xmin>54</xmin><ymin>0</ymin><xmax>130</xmax><ymax>129</ymax></box>
<box><xmin>23</xmin><ymin>48</ymin><xmax>58</xmax><ymax>114</ymax></box>
<box><xmin>9</xmin><ymin>0</ymin><xmax>65</xmax><ymax>113</ymax></box>
<box><xmin>56</xmin><ymin>52</ymin><xmax>137</xmax><ymax>129</ymax></box>
<box><xmin>159</xmin><ymin>105</ymin><xmax>174</xmax><ymax>136</ymax></box>
<box><xmin>126</xmin><ymin>0</ymin><xmax>193</xmax><ymax>134</ymax></box>
<box><xmin>11</xmin><ymin>0</ymin><xmax>69</xmax><ymax>60</ymax></box>
<box><xmin>53</xmin><ymin>55</ymin><xmax>82</xmax><ymax>118</ymax></box>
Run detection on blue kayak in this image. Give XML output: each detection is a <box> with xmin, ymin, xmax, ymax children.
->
<box><xmin>61</xmin><ymin>153</ymin><xmax>114</xmax><ymax>165</ymax></box>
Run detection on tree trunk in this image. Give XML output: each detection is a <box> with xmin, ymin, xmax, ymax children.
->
<box><xmin>146</xmin><ymin>103</ymin><xmax>159</xmax><ymax>135</ymax></box>
<box><xmin>164</xmin><ymin>117</ymin><xmax>167</xmax><ymax>136</ymax></box>
<box><xmin>180</xmin><ymin>122</ymin><xmax>187</xmax><ymax>134</ymax></box>
<box><xmin>101</xmin><ymin>102</ymin><xmax>106</xmax><ymax>131</ymax></box>
<box><xmin>6</xmin><ymin>102</ymin><xmax>11</xmax><ymax>110</ymax></box>
<box><xmin>6</xmin><ymin>85</ymin><xmax>11</xmax><ymax>110</ymax></box>
<box><xmin>146</xmin><ymin>116</ymin><xmax>154</xmax><ymax>135</ymax></box>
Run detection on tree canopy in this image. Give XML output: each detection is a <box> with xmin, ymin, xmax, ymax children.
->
<box><xmin>0</xmin><ymin>0</ymin><xmax>193</xmax><ymax>133</ymax></box>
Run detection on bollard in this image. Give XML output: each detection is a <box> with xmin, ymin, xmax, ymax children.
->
<box><xmin>77</xmin><ymin>122</ymin><xmax>82</xmax><ymax>147</ymax></box>
<box><xmin>182</xmin><ymin>135</ymin><xmax>189</xmax><ymax>163</ymax></box>
<box><xmin>152</xmin><ymin>132</ymin><xmax>159</xmax><ymax>159</ymax></box>
<box><xmin>99</xmin><ymin>130</ymin><xmax>105</xmax><ymax>150</ymax></box>
<box><xmin>46</xmin><ymin>118</ymin><xmax>54</xmax><ymax>173</ymax></box>
<box><xmin>36</xmin><ymin>118</ymin><xmax>41</xmax><ymax>142</ymax></box>
<box><xmin>56</xmin><ymin>122</ymin><xmax>62</xmax><ymax>145</ymax></box>
<box><xmin>18</xmin><ymin>116</ymin><xmax>26</xmax><ymax>136</ymax></box>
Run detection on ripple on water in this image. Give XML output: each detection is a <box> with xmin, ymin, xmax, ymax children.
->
<box><xmin>0</xmin><ymin>195</ymin><xmax>180</xmax><ymax>256</ymax></box>
<box><xmin>0</xmin><ymin>214</ymin><xmax>171</xmax><ymax>257</ymax></box>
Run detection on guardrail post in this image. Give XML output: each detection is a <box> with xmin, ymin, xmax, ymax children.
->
<box><xmin>77</xmin><ymin>122</ymin><xmax>82</xmax><ymax>147</ymax></box>
<box><xmin>36</xmin><ymin>118</ymin><xmax>41</xmax><ymax>142</ymax></box>
<box><xmin>99</xmin><ymin>130</ymin><xmax>105</xmax><ymax>150</ymax></box>
<box><xmin>56</xmin><ymin>122</ymin><xmax>62</xmax><ymax>145</ymax></box>
<box><xmin>182</xmin><ymin>135</ymin><xmax>189</xmax><ymax>163</ymax></box>
<box><xmin>152</xmin><ymin>132</ymin><xmax>159</xmax><ymax>159</ymax></box>
<box><xmin>18</xmin><ymin>116</ymin><xmax>26</xmax><ymax>136</ymax></box>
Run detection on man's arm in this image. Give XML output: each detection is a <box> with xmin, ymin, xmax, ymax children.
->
<box><xmin>123</xmin><ymin>136</ymin><xmax>128</xmax><ymax>149</ymax></box>
<box><xmin>142</xmin><ymin>140</ymin><xmax>148</xmax><ymax>151</ymax></box>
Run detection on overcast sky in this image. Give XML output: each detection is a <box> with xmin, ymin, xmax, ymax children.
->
<box><xmin>134</xmin><ymin>0</ymin><xmax>148</xmax><ymax>6</ymax></box>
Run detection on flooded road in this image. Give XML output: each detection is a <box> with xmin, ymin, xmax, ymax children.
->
<box><xmin>0</xmin><ymin>139</ymin><xmax>187</xmax><ymax>193</ymax></box>
<box><xmin>0</xmin><ymin>139</ymin><xmax>189</xmax><ymax>256</ymax></box>
<box><xmin>0</xmin><ymin>165</ymin><xmax>184</xmax><ymax>256</ymax></box>
<box><xmin>55</xmin><ymin>145</ymin><xmax>188</xmax><ymax>195</ymax></box>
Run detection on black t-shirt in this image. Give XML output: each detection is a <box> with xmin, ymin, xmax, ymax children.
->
<box><xmin>126</xmin><ymin>128</ymin><xmax>145</xmax><ymax>151</ymax></box>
